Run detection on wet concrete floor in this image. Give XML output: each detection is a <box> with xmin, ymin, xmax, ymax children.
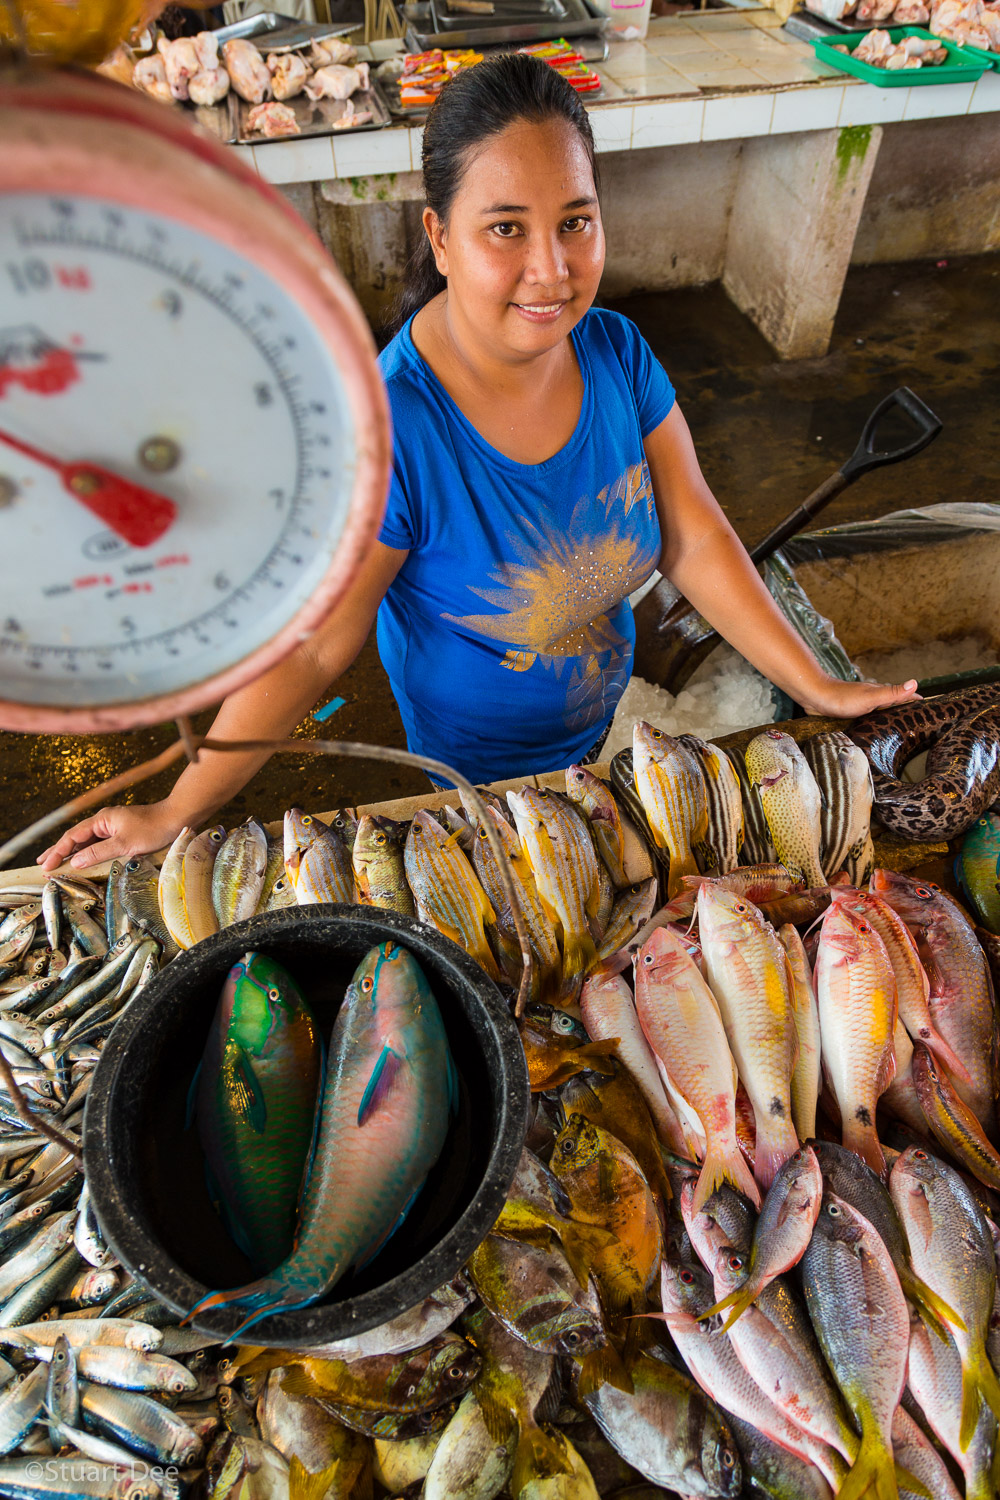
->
<box><xmin>3</xmin><ymin>254</ymin><xmax>998</xmax><ymax>862</ymax></box>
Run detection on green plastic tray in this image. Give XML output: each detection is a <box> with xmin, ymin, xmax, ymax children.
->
<box><xmin>812</xmin><ymin>26</ymin><xmax>988</xmax><ymax>85</ymax></box>
<box><xmin>934</xmin><ymin>34</ymin><xmax>1000</xmax><ymax>70</ymax></box>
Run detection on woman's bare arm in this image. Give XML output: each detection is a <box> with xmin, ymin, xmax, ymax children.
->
<box><xmin>643</xmin><ymin>405</ymin><xmax>918</xmax><ymax>718</ymax></box>
<box><xmin>38</xmin><ymin>541</ymin><xmax>408</xmax><ymax>870</ymax></box>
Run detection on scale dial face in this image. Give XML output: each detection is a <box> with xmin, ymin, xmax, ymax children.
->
<box><xmin>0</xmin><ymin>74</ymin><xmax>391</xmax><ymax>735</ymax></box>
<box><xmin>0</xmin><ymin>194</ymin><xmax>355</xmax><ymax>720</ymax></box>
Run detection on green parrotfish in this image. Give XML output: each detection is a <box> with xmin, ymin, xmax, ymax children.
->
<box><xmin>189</xmin><ymin>941</ymin><xmax>458</xmax><ymax>1340</ymax></box>
<box><xmin>194</xmin><ymin>951</ymin><xmax>322</xmax><ymax>1274</ymax></box>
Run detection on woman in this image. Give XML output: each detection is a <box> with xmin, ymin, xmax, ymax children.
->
<box><xmin>40</xmin><ymin>54</ymin><xmax>916</xmax><ymax>872</ymax></box>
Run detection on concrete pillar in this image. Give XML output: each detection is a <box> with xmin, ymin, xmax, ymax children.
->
<box><xmin>722</xmin><ymin>124</ymin><xmax>883</xmax><ymax>361</ymax></box>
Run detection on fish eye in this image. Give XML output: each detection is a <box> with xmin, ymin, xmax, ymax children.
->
<box><xmin>652</xmin><ymin>730</ymin><xmax>662</xmax><ymax>740</ymax></box>
<box><xmin>302</xmin><ymin>815</ymin><xmax>313</xmax><ymax>826</ymax></box>
<box><xmin>375</xmin><ymin>833</ymin><xmax>386</xmax><ymax>846</ymax></box>
<box><xmin>913</xmin><ymin>1149</ymin><xmax>928</xmax><ymax>1161</ymax></box>
<box><xmin>361</xmin><ymin>976</ymin><xmax>374</xmax><ymax>994</ymax></box>
<box><xmin>573</xmin><ymin>771</ymin><xmax>584</xmax><ymax>782</ymax></box>
<box><xmin>559</xmin><ymin>1138</ymin><xmax>575</xmax><ymax>1155</ymax></box>
<box><xmin>562</xmin><ymin>1330</ymin><xmax>581</xmax><ymax>1348</ymax></box>
<box><xmin>553</xmin><ymin>1014</ymin><xmax>575</xmax><ymax>1032</ymax></box>
<box><xmin>171</xmin><ymin>1378</ymin><xmax>187</xmax><ymax>1394</ymax></box>
<box><xmin>642</xmin><ymin>953</ymin><xmax>654</xmax><ymax>966</ymax></box>
<box><xmin>827</xmin><ymin>1203</ymin><xmax>841</xmax><ymax>1217</ymax></box>
<box><xmin>721</xmin><ymin>1450</ymin><xmax>736</xmax><ymax>1470</ymax></box>
<box><xmin>447</xmin><ymin>1364</ymin><xmax>464</xmax><ymax>1380</ymax></box>
<box><xmin>211</xmin><ymin>830</ymin><xmax>224</xmax><ymax>842</ymax></box>
<box><xmin>680</xmin><ymin>1269</ymin><xmax>694</xmax><ymax>1284</ymax></box>
<box><xmin>727</xmin><ymin>1254</ymin><xmax>743</xmax><ymax>1271</ymax></box>
<box><xmin>268</xmin><ymin>988</ymin><xmax>281</xmax><ymax>1001</ymax></box>
<box><xmin>125</xmin><ymin>859</ymin><xmax>140</xmax><ymax>872</ymax></box>
<box><xmin>914</xmin><ymin>885</ymin><xmax>934</xmax><ymax>898</ymax></box>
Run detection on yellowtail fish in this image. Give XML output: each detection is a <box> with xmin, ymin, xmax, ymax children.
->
<box><xmin>352</xmin><ymin>816</ymin><xmax>415</xmax><ymax>919</ymax></box>
<box><xmin>283</xmin><ymin>809</ymin><xmax>353</xmax><ymax>906</ymax></box>
<box><xmin>890</xmin><ymin>1147</ymin><xmax>1000</xmax><ymax>1452</ymax></box>
<box><xmin>815</xmin><ymin>902</ymin><xmax>897</xmax><ymax>1179</ymax></box>
<box><xmin>697</xmin><ymin>885</ymin><xmax>799</xmax><ymax>1193</ymax></box>
<box><xmin>404</xmin><ymin>810</ymin><xmax>500</xmax><ymax>981</ymax></box>
<box><xmin>517</xmin><ymin>1003</ymin><xmax>617</xmax><ymax>1092</ymax></box>
<box><xmin>745</xmin><ymin>732</ymin><xmax>825</xmax><ymax>889</ymax></box>
<box><xmin>506</xmin><ymin>788</ymin><xmax>601</xmax><ymax>998</ymax></box>
<box><xmin>679</xmin><ymin>736</ymin><xmax>744</xmax><ymax>876</ymax></box>
<box><xmin>830</xmin><ymin>886</ymin><xmax>971</xmax><ymax>1085</ymax></box>
<box><xmin>633</xmin><ymin>926</ymin><xmax>759</xmax><ymax>1212</ymax></box>
<box><xmin>777</xmin><ymin>924</ymin><xmax>821</xmax><ymax>1142</ymax></box>
<box><xmin>188</xmin><ymin>942</ymin><xmax>458</xmax><ymax>1339</ymax></box>
<box><xmin>213</xmin><ymin>819</ymin><xmax>269</xmax><ymax>924</ymax></box>
<box><xmin>632</xmin><ymin>723</ymin><xmax>707</xmax><ymax>900</ymax></box>
<box><xmin>158</xmin><ymin>827</ymin><xmax>196</xmax><ymax>949</ymax></box>
<box><xmin>461</xmin><ymin>797</ymin><xmax>560</xmax><ymax>1001</ymax></box>
<box><xmin>801</xmin><ymin>731</ymin><xmax>874</xmax><ymax>882</ymax></box>
<box><xmin>701</xmin><ymin>1145</ymin><xmax>822</xmax><ymax>1331</ymax></box>
<box><xmin>801</xmin><ymin>1193</ymin><xmax>910</xmax><ymax>1500</ymax></box>
<box><xmin>910</xmin><ymin>1044</ymin><xmax>1000</xmax><ymax>1192</ymax></box>
<box><xmin>182</xmin><ymin>826</ymin><xmax>225</xmax><ymax>945</ymax></box>
<box><xmin>565</xmin><ymin>765</ymin><xmax>628</xmax><ymax>889</ymax></box>
<box><xmin>906</xmin><ymin>1310</ymin><xmax>996</xmax><ymax>1500</ymax></box>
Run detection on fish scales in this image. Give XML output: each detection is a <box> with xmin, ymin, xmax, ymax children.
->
<box><xmin>405</xmin><ymin>810</ymin><xmax>500</xmax><ymax>980</ymax></box>
<box><xmin>802</xmin><ymin>731</ymin><xmax>874</xmax><ymax>882</ymax></box>
<box><xmin>726</xmin><ymin>750</ymin><xmax>776</xmax><ymax>867</ymax></box>
<box><xmin>632</xmin><ymin>723</ymin><xmax>708</xmax><ymax>900</ymax></box>
<box><xmin>697</xmin><ymin>885</ymin><xmax>799</xmax><ymax>1193</ymax></box>
<box><xmin>680</xmin><ymin>735</ymin><xmax>744</xmax><ymax>876</ymax></box>
<box><xmin>506</xmin><ymin>788</ymin><xmax>600</xmax><ymax>995</ymax></box>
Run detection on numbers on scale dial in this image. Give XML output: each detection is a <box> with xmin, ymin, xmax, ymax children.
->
<box><xmin>0</xmin><ymin>193</ymin><xmax>352</xmax><ymax>709</ymax></box>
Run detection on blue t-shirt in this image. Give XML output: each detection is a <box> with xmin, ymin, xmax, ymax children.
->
<box><xmin>376</xmin><ymin>307</ymin><xmax>675</xmax><ymax>786</ymax></box>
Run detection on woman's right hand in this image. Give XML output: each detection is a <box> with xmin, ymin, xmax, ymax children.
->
<box><xmin>37</xmin><ymin>801</ymin><xmax>184</xmax><ymax>873</ymax></box>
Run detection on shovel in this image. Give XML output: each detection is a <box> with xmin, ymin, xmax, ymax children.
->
<box><xmin>632</xmin><ymin>386</ymin><xmax>942</xmax><ymax>696</ymax></box>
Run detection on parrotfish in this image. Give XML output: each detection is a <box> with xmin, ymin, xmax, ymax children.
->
<box><xmin>194</xmin><ymin>952</ymin><xmax>322</xmax><ymax>1273</ymax></box>
<box><xmin>189</xmin><ymin>942</ymin><xmax>457</xmax><ymax>1339</ymax></box>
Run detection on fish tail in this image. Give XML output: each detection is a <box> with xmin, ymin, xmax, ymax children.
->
<box><xmin>692</xmin><ymin>1136</ymin><xmax>761</xmax><ymax>1215</ymax></box>
<box><xmin>837</xmin><ymin>1426</ymin><xmax>898</xmax><ymax>1500</ymax></box>
<box><xmin>900</xmin><ymin>1270</ymin><xmax>966</xmax><ymax>1338</ymax></box>
<box><xmin>921</xmin><ymin>1029</ymin><xmax>975</xmax><ymax>1088</ymax></box>
<box><xmin>894</xmin><ymin>1463</ymin><xmax>932</xmax><ymax>1500</ymax></box>
<box><xmin>842</xmin><ymin>1117</ymin><xmax>887</xmax><ymax>1181</ymax></box>
<box><xmin>753</xmin><ymin>1128</ymin><xmax>798</xmax><ymax>1194</ymax></box>
<box><xmin>184</xmin><ymin>1277</ymin><xmax>320</xmax><ymax>1342</ymax></box>
<box><xmin>562</xmin><ymin>931</ymin><xmax>598</xmax><ymax>995</ymax></box>
<box><xmin>699</xmin><ymin>1280</ymin><xmax>759</xmax><ymax>1332</ymax></box>
<box><xmin>575</xmin><ymin>1342</ymin><xmax>633</xmax><ymax>1399</ymax></box>
<box><xmin>511</xmin><ymin>1420</ymin><xmax>568</xmax><ymax>1497</ymax></box>
<box><xmin>666</xmin><ymin>849</ymin><xmax>699</xmax><ymax>902</ymax></box>
<box><xmin>960</xmin><ymin>1349</ymin><xmax>1000</xmax><ymax>1449</ymax></box>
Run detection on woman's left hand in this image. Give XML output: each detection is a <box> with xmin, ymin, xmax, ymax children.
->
<box><xmin>796</xmin><ymin>675</ymin><xmax>920</xmax><ymax>721</ymax></box>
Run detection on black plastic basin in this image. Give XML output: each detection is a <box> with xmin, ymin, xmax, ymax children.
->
<box><xmin>83</xmin><ymin>905</ymin><xmax>529</xmax><ymax>1347</ymax></box>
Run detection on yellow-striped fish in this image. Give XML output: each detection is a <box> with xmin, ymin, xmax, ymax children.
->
<box><xmin>284</xmin><ymin>810</ymin><xmax>354</xmax><ymax>906</ymax></box>
<box><xmin>404</xmin><ymin>810</ymin><xmax>500</xmax><ymax>981</ymax></box>
<box><xmin>679</xmin><ymin>736</ymin><xmax>744</xmax><ymax>876</ymax></box>
<box><xmin>632</xmin><ymin>723</ymin><xmax>708</xmax><ymax>900</ymax></box>
<box><xmin>461</xmin><ymin>797</ymin><xmax>561</xmax><ymax>1002</ymax></box>
<box><xmin>506</xmin><ymin>788</ymin><xmax>601</xmax><ymax>999</ymax></box>
<box><xmin>158</xmin><ymin>827</ymin><xmax>196</xmax><ymax>949</ymax></box>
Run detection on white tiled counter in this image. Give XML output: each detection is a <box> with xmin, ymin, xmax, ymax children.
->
<box><xmin>230</xmin><ymin>10</ymin><xmax>1000</xmax><ymax>184</ymax></box>
<box><xmin>227</xmin><ymin>9</ymin><xmax>1000</xmax><ymax>358</ymax></box>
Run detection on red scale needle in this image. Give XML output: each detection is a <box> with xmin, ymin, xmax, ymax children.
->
<box><xmin>0</xmin><ymin>425</ymin><xmax>177</xmax><ymax>548</ymax></box>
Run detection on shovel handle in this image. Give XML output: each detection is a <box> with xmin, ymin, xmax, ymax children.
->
<box><xmin>748</xmin><ymin>386</ymin><xmax>942</xmax><ymax>566</ymax></box>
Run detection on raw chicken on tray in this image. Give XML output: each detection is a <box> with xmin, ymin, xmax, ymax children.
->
<box><xmin>127</xmin><ymin>30</ymin><xmax>379</xmax><ymax>132</ymax></box>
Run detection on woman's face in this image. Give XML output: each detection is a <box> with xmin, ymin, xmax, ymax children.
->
<box><xmin>425</xmin><ymin>116</ymin><xmax>605</xmax><ymax>359</ymax></box>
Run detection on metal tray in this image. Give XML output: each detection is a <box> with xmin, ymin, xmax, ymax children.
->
<box><xmin>215</xmin><ymin>10</ymin><xmax>361</xmax><ymax>53</ymax></box>
<box><xmin>402</xmin><ymin>0</ymin><xmax>606</xmax><ymax>51</ymax></box>
<box><xmin>231</xmin><ymin>78</ymin><xmax>392</xmax><ymax>143</ymax></box>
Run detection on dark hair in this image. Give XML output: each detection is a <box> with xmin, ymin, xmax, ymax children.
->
<box><xmin>390</xmin><ymin>52</ymin><xmax>599</xmax><ymax>336</ymax></box>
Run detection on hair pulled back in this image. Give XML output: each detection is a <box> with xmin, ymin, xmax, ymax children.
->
<box><xmin>390</xmin><ymin>52</ymin><xmax>598</xmax><ymax>335</ymax></box>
